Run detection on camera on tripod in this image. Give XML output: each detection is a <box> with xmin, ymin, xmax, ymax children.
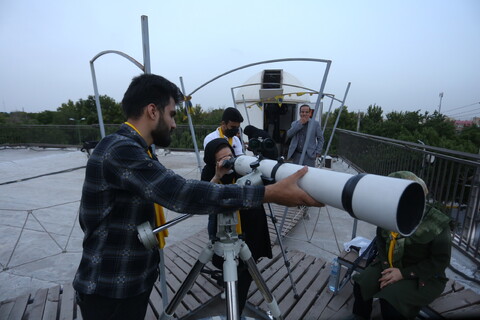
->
<box><xmin>247</xmin><ymin>137</ymin><xmax>278</xmax><ymax>159</ymax></box>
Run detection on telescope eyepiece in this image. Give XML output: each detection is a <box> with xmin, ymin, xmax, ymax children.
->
<box><xmin>221</xmin><ymin>157</ymin><xmax>236</xmax><ymax>169</ymax></box>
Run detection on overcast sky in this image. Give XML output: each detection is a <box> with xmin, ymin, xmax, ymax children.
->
<box><xmin>1</xmin><ymin>0</ymin><xmax>479</xmax><ymax>119</ymax></box>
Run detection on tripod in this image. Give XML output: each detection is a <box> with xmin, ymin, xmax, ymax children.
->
<box><xmin>138</xmin><ymin>209</ymin><xmax>283</xmax><ymax>320</ymax></box>
<box><xmin>172</xmin><ymin>209</ymin><xmax>282</xmax><ymax>320</ymax></box>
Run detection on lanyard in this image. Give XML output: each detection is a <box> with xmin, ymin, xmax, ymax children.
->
<box><xmin>218</xmin><ymin>127</ymin><xmax>233</xmax><ymax>146</ymax></box>
<box><xmin>124</xmin><ymin>122</ymin><xmax>168</xmax><ymax>248</ymax></box>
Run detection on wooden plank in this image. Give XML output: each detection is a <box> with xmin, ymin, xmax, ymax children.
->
<box><xmin>286</xmin><ymin>263</ymin><xmax>330</xmax><ymax>320</ymax></box>
<box><xmin>0</xmin><ymin>300</ymin><xmax>15</xmax><ymax>320</ymax></box>
<box><xmin>429</xmin><ymin>288</ymin><xmax>480</xmax><ymax>314</ymax></box>
<box><xmin>440</xmin><ymin>278</ymin><xmax>456</xmax><ymax>296</ymax></box>
<box><xmin>6</xmin><ymin>293</ymin><xmax>29</xmax><ymax>320</ymax></box>
<box><xmin>144</xmin><ymin>304</ymin><xmax>157</xmax><ymax>320</ymax></box>
<box><xmin>249</xmin><ymin>251</ymin><xmax>305</xmax><ymax>306</ymax></box>
<box><xmin>170</xmin><ymin>242</ymin><xmax>222</xmax><ymax>297</ymax></box>
<box><xmin>453</xmin><ymin>280</ymin><xmax>465</xmax><ymax>292</ymax></box>
<box><xmin>441</xmin><ymin>303</ymin><xmax>480</xmax><ymax>319</ymax></box>
<box><xmin>42</xmin><ymin>285</ymin><xmax>60</xmax><ymax>320</ymax></box>
<box><xmin>279</xmin><ymin>258</ymin><xmax>325</xmax><ymax>319</ymax></box>
<box><xmin>254</xmin><ymin>252</ymin><xmax>308</xmax><ymax>311</ymax></box>
<box><xmin>149</xmin><ymin>283</ymin><xmax>165</xmax><ymax>318</ymax></box>
<box><xmin>23</xmin><ymin>288</ymin><xmax>48</xmax><ymax>320</ymax></box>
<box><xmin>274</xmin><ymin>255</ymin><xmax>316</xmax><ymax>308</ymax></box>
<box><xmin>162</xmin><ymin>250</ymin><xmax>206</xmax><ymax>314</ymax></box>
<box><xmin>324</xmin><ymin>281</ymin><xmax>353</xmax><ymax>312</ymax></box>
<box><xmin>59</xmin><ymin>283</ymin><xmax>75</xmax><ymax>320</ymax></box>
<box><xmin>302</xmin><ymin>286</ymin><xmax>335</xmax><ymax>320</ymax></box>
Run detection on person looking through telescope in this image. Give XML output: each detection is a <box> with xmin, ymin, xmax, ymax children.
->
<box><xmin>204</xmin><ymin>107</ymin><xmax>245</xmax><ymax>157</ymax></box>
<box><xmin>202</xmin><ymin>138</ymin><xmax>272</xmax><ymax>316</ymax></box>
<box><xmin>286</xmin><ymin>104</ymin><xmax>324</xmax><ymax>167</ymax></box>
<box><xmin>350</xmin><ymin>171</ymin><xmax>452</xmax><ymax>320</ymax></box>
<box><xmin>73</xmin><ymin>73</ymin><xmax>322</xmax><ymax>320</ymax></box>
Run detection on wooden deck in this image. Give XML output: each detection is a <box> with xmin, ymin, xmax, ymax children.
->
<box><xmin>2</xmin><ymin>205</ymin><xmax>480</xmax><ymax>319</ymax></box>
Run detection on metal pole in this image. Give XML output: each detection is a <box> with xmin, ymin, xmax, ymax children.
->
<box><xmin>241</xmin><ymin>94</ymin><xmax>251</xmax><ymax>126</ymax></box>
<box><xmin>323</xmin><ymin>82</ymin><xmax>351</xmax><ymax>161</ymax></box>
<box><xmin>179</xmin><ymin>77</ymin><xmax>203</xmax><ymax>174</ymax></box>
<box><xmin>438</xmin><ymin>92</ymin><xmax>444</xmax><ymax>113</ymax></box>
<box><xmin>299</xmin><ymin>61</ymin><xmax>331</xmax><ymax>165</ymax></box>
<box><xmin>322</xmin><ymin>96</ymin><xmax>335</xmax><ymax>134</ymax></box>
<box><xmin>356</xmin><ymin>110</ymin><xmax>361</xmax><ymax>132</ymax></box>
<box><xmin>89</xmin><ymin>63</ymin><xmax>106</xmax><ymax>138</ymax></box>
<box><xmin>89</xmin><ymin>50</ymin><xmax>144</xmax><ymax>140</ymax></box>
<box><xmin>141</xmin><ymin>15</ymin><xmax>151</xmax><ymax>74</ymax></box>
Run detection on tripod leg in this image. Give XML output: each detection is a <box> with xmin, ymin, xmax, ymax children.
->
<box><xmin>267</xmin><ymin>203</ymin><xmax>300</xmax><ymax>299</ymax></box>
<box><xmin>222</xmin><ymin>243</ymin><xmax>240</xmax><ymax>320</ymax></box>
<box><xmin>239</xmin><ymin>243</ymin><xmax>284</xmax><ymax>320</ymax></box>
<box><xmin>160</xmin><ymin>244</ymin><xmax>214</xmax><ymax>320</ymax></box>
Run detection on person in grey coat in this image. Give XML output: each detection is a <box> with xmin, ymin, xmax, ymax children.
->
<box><xmin>286</xmin><ymin>104</ymin><xmax>324</xmax><ymax>167</ymax></box>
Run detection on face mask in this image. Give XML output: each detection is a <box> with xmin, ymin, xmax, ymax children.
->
<box><xmin>224</xmin><ymin>127</ymin><xmax>239</xmax><ymax>138</ymax></box>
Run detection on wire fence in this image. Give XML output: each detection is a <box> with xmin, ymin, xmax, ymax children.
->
<box><xmin>335</xmin><ymin>129</ymin><xmax>480</xmax><ymax>264</ymax></box>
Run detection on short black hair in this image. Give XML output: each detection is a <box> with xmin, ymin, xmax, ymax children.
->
<box><xmin>221</xmin><ymin>107</ymin><xmax>244</xmax><ymax>123</ymax></box>
<box><xmin>121</xmin><ymin>74</ymin><xmax>183</xmax><ymax>119</ymax></box>
<box><xmin>299</xmin><ymin>104</ymin><xmax>311</xmax><ymax>112</ymax></box>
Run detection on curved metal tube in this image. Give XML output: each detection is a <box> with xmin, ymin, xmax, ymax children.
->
<box><xmin>90</xmin><ymin>50</ymin><xmax>144</xmax><ymax>70</ymax></box>
<box><xmin>188</xmin><ymin>58</ymin><xmax>331</xmax><ymax>97</ymax></box>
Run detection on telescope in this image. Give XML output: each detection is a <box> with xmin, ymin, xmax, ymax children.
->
<box><xmin>247</xmin><ymin>137</ymin><xmax>278</xmax><ymax>160</ymax></box>
<box><xmin>233</xmin><ymin>155</ymin><xmax>425</xmax><ymax>236</ymax></box>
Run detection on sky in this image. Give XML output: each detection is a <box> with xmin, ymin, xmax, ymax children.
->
<box><xmin>0</xmin><ymin>0</ymin><xmax>479</xmax><ymax>120</ymax></box>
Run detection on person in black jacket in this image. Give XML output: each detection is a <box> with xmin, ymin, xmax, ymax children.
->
<box><xmin>202</xmin><ymin>138</ymin><xmax>273</xmax><ymax>316</ymax></box>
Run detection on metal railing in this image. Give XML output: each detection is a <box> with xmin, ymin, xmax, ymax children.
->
<box><xmin>335</xmin><ymin>129</ymin><xmax>480</xmax><ymax>264</ymax></box>
<box><xmin>0</xmin><ymin>124</ymin><xmax>217</xmax><ymax>150</ymax></box>
<box><xmin>2</xmin><ymin>124</ymin><xmax>480</xmax><ymax>263</ymax></box>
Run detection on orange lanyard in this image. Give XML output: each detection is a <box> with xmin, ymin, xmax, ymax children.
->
<box><xmin>388</xmin><ymin>231</ymin><xmax>399</xmax><ymax>267</ymax></box>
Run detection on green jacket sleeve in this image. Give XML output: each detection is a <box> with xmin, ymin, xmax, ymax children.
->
<box><xmin>400</xmin><ymin>227</ymin><xmax>451</xmax><ymax>283</ymax></box>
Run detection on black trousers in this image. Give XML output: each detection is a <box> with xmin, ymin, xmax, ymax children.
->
<box><xmin>353</xmin><ymin>282</ymin><xmax>406</xmax><ymax>320</ymax></box>
<box><xmin>76</xmin><ymin>287</ymin><xmax>153</xmax><ymax>320</ymax></box>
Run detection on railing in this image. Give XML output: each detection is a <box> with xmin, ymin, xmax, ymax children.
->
<box><xmin>335</xmin><ymin>129</ymin><xmax>480</xmax><ymax>264</ymax></box>
<box><xmin>0</xmin><ymin>124</ymin><xmax>217</xmax><ymax>150</ymax></box>
<box><xmin>3</xmin><ymin>124</ymin><xmax>480</xmax><ymax>263</ymax></box>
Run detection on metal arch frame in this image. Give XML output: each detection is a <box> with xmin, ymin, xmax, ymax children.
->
<box><xmin>90</xmin><ymin>50</ymin><xmax>144</xmax><ymax>138</ymax></box>
<box><xmin>89</xmin><ymin>16</ymin><xmax>150</xmax><ymax>138</ymax></box>
<box><xmin>186</xmin><ymin>58</ymin><xmax>331</xmax><ymax>99</ymax></box>
<box><xmin>179</xmin><ymin>58</ymin><xmax>332</xmax><ymax>171</ymax></box>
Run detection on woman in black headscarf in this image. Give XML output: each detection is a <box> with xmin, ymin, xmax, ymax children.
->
<box><xmin>202</xmin><ymin>138</ymin><xmax>272</xmax><ymax>316</ymax></box>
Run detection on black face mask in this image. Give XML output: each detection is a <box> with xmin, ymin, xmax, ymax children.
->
<box><xmin>224</xmin><ymin>127</ymin><xmax>239</xmax><ymax>138</ymax></box>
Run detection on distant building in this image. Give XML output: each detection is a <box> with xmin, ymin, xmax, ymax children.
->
<box><xmin>473</xmin><ymin>117</ymin><xmax>480</xmax><ymax>126</ymax></box>
<box><xmin>454</xmin><ymin>120</ymin><xmax>473</xmax><ymax>131</ymax></box>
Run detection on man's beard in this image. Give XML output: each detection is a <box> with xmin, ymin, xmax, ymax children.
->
<box><xmin>152</xmin><ymin>118</ymin><xmax>172</xmax><ymax>147</ymax></box>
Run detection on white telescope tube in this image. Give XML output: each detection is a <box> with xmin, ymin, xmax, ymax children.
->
<box><xmin>234</xmin><ymin>156</ymin><xmax>425</xmax><ymax>236</ymax></box>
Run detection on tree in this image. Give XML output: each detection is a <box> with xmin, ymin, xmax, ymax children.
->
<box><xmin>361</xmin><ymin>104</ymin><xmax>384</xmax><ymax>135</ymax></box>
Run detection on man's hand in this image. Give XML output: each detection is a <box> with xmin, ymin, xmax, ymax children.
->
<box><xmin>379</xmin><ymin>267</ymin><xmax>403</xmax><ymax>289</ymax></box>
<box><xmin>263</xmin><ymin>166</ymin><xmax>325</xmax><ymax>207</ymax></box>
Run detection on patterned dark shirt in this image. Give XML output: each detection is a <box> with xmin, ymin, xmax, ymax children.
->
<box><xmin>73</xmin><ymin>124</ymin><xmax>264</xmax><ymax>298</ymax></box>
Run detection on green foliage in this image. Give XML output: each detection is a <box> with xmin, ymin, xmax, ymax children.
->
<box><xmin>1</xmin><ymin>95</ymin><xmax>478</xmax><ymax>153</ymax></box>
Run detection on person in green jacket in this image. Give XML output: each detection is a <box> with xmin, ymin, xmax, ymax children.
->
<box><xmin>351</xmin><ymin>171</ymin><xmax>452</xmax><ymax>320</ymax></box>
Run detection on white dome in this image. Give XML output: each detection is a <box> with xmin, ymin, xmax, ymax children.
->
<box><xmin>234</xmin><ymin>70</ymin><xmax>316</xmax><ymax>104</ymax></box>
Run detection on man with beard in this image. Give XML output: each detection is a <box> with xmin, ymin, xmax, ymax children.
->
<box><xmin>203</xmin><ymin>107</ymin><xmax>244</xmax><ymax>156</ymax></box>
<box><xmin>73</xmin><ymin>74</ymin><xmax>322</xmax><ymax>320</ymax></box>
